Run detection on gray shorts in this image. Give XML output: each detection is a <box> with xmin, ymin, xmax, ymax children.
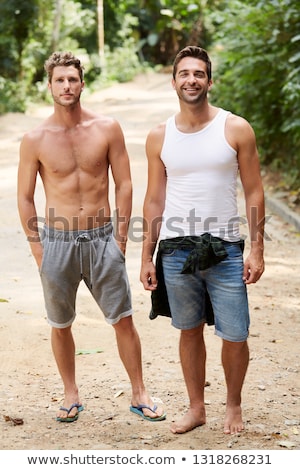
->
<box><xmin>39</xmin><ymin>222</ymin><xmax>132</xmax><ymax>328</ymax></box>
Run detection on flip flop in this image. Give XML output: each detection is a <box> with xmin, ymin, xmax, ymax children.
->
<box><xmin>56</xmin><ymin>403</ymin><xmax>84</xmax><ymax>423</ymax></box>
<box><xmin>129</xmin><ymin>403</ymin><xmax>166</xmax><ymax>422</ymax></box>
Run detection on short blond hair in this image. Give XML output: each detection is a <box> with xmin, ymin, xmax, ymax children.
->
<box><xmin>44</xmin><ymin>51</ymin><xmax>84</xmax><ymax>83</ymax></box>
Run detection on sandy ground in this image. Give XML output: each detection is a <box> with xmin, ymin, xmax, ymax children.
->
<box><xmin>0</xmin><ymin>72</ymin><xmax>299</xmax><ymax>456</ymax></box>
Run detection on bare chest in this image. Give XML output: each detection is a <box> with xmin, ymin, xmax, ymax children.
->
<box><xmin>39</xmin><ymin>126</ymin><xmax>108</xmax><ymax>176</ymax></box>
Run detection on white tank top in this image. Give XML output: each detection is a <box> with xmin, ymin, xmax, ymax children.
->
<box><xmin>160</xmin><ymin>108</ymin><xmax>240</xmax><ymax>241</ymax></box>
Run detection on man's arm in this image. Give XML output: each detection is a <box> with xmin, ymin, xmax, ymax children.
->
<box><xmin>17</xmin><ymin>133</ymin><xmax>43</xmax><ymax>267</ymax></box>
<box><xmin>108</xmin><ymin>119</ymin><xmax>132</xmax><ymax>254</ymax></box>
<box><xmin>140</xmin><ymin>124</ymin><xmax>167</xmax><ymax>291</ymax></box>
<box><xmin>228</xmin><ymin>115</ymin><xmax>265</xmax><ymax>284</ymax></box>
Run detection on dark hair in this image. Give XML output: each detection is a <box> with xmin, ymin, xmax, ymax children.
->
<box><xmin>172</xmin><ymin>46</ymin><xmax>212</xmax><ymax>81</ymax></box>
<box><xmin>44</xmin><ymin>51</ymin><xmax>84</xmax><ymax>83</ymax></box>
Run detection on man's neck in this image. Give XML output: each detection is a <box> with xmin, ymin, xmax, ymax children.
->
<box><xmin>53</xmin><ymin>102</ymin><xmax>83</xmax><ymax>129</ymax></box>
<box><xmin>176</xmin><ymin>103</ymin><xmax>218</xmax><ymax>132</ymax></box>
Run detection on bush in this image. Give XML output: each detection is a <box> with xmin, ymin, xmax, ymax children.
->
<box><xmin>0</xmin><ymin>77</ymin><xmax>27</xmax><ymax>114</ymax></box>
<box><xmin>210</xmin><ymin>0</ymin><xmax>300</xmax><ymax>190</ymax></box>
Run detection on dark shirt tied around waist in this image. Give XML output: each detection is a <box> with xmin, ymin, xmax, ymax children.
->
<box><xmin>150</xmin><ymin>233</ymin><xmax>235</xmax><ymax>326</ymax></box>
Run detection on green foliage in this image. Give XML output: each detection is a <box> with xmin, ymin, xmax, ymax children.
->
<box><xmin>125</xmin><ymin>0</ymin><xmax>214</xmax><ymax>65</ymax></box>
<box><xmin>210</xmin><ymin>0</ymin><xmax>300</xmax><ymax>189</ymax></box>
<box><xmin>101</xmin><ymin>0</ymin><xmax>224</xmax><ymax>65</ymax></box>
<box><xmin>0</xmin><ymin>0</ymin><xmax>299</xmax><ymax>190</ymax></box>
<box><xmin>88</xmin><ymin>12</ymin><xmax>151</xmax><ymax>89</ymax></box>
<box><xmin>0</xmin><ymin>0</ymin><xmax>40</xmax><ymax>111</ymax></box>
<box><xmin>0</xmin><ymin>0</ymin><xmax>220</xmax><ymax>112</ymax></box>
<box><xmin>57</xmin><ymin>1</ymin><xmax>96</xmax><ymax>48</ymax></box>
<box><xmin>0</xmin><ymin>77</ymin><xmax>27</xmax><ymax>113</ymax></box>
<box><xmin>0</xmin><ymin>0</ymin><xmax>39</xmax><ymax>79</ymax></box>
<box><xmin>92</xmin><ymin>40</ymin><xmax>148</xmax><ymax>87</ymax></box>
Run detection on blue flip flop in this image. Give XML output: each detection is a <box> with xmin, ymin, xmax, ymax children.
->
<box><xmin>130</xmin><ymin>404</ymin><xmax>166</xmax><ymax>422</ymax></box>
<box><xmin>56</xmin><ymin>403</ymin><xmax>84</xmax><ymax>423</ymax></box>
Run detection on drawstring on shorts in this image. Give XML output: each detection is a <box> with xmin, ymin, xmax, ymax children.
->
<box><xmin>75</xmin><ymin>233</ymin><xmax>95</xmax><ymax>289</ymax></box>
<box><xmin>43</xmin><ymin>222</ymin><xmax>113</xmax><ymax>291</ymax></box>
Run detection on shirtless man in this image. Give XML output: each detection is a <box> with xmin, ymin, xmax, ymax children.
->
<box><xmin>140</xmin><ymin>46</ymin><xmax>265</xmax><ymax>434</ymax></box>
<box><xmin>17</xmin><ymin>51</ymin><xmax>165</xmax><ymax>423</ymax></box>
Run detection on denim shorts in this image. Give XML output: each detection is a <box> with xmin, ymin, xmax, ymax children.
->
<box><xmin>161</xmin><ymin>242</ymin><xmax>250</xmax><ymax>341</ymax></box>
<box><xmin>39</xmin><ymin>223</ymin><xmax>132</xmax><ymax>328</ymax></box>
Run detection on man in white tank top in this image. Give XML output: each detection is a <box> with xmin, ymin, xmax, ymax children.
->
<box><xmin>141</xmin><ymin>46</ymin><xmax>265</xmax><ymax>435</ymax></box>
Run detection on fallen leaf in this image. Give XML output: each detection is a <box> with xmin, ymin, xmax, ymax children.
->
<box><xmin>100</xmin><ymin>415</ymin><xmax>114</xmax><ymax>423</ymax></box>
<box><xmin>75</xmin><ymin>348</ymin><xmax>103</xmax><ymax>355</ymax></box>
<box><xmin>151</xmin><ymin>396</ymin><xmax>163</xmax><ymax>404</ymax></box>
<box><xmin>3</xmin><ymin>415</ymin><xmax>24</xmax><ymax>425</ymax></box>
<box><xmin>278</xmin><ymin>440</ymin><xmax>296</xmax><ymax>448</ymax></box>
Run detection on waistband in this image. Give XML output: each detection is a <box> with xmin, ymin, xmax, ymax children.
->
<box><xmin>158</xmin><ymin>233</ymin><xmax>243</xmax><ymax>274</ymax></box>
<box><xmin>159</xmin><ymin>234</ymin><xmax>244</xmax><ymax>248</ymax></box>
<box><xmin>43</xmin><ymin>221</ymin><xmax>113</xmax><ymax>241</ymax></box>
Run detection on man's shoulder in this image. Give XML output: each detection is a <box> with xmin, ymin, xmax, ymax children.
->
<box><xmin>149</xmin><ymin>119</ymin><xmax>168</xmax><ymax>136</ymax></box>
<box><xmin>224</xmin><ymin>111</ymin><xmax>256</xmax><ymax>148</ymax></box>
<box><xmin>225</xmin><ymin>111</ymin><xmax>253</xmax><ymax>132</ymax></box>
<box><xmin>146</xmin><ymin>121</ymin><xmax>167</xmax><ymax>146</ymax></box>
<box><xmin>82</xmin><ymin>108</ymin><xmax>116</xmax><ymax>125</ymax></box>
<box><xmin>223</xmin><ymin>108</ymin><xmax>249</xmax><ymax>124</ymax></box>
<box><xmin>21</xmin><ymin>119</ymin><xmax>51</xmax><ymax>143</ymax></box>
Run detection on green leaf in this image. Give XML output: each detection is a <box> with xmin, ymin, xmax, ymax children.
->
<box><xmin>75</xmin><ymin>348</ymin><xmax>103</xmax><ymax>355</ymax></box>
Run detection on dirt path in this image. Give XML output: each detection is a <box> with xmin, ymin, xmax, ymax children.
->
<box><xmin>0</xmin><ymin>73</ymin><xmax>299</xmax><ymax>457</ymax></box>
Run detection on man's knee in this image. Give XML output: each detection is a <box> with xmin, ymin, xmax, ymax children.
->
<box><xmin>113</xmin><ymin>314</ymin><xmax>133</xmax><ymax>331</ymax></box>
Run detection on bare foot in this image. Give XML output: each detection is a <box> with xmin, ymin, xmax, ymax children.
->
<box><xmin>170</xmin><ymin>407</ymin><xmax>206</xmax><ymax>434</ymax></box>
<box><xmin>223</xmin><ymin>405</ymin><xmax>244</xmax><ymax>434</ymax></box>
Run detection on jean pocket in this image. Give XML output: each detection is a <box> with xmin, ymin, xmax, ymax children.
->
<box><xmin>162</xmin><ymin>248</ymin><xmax>176</xmax><ymax>257</ymax></box>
